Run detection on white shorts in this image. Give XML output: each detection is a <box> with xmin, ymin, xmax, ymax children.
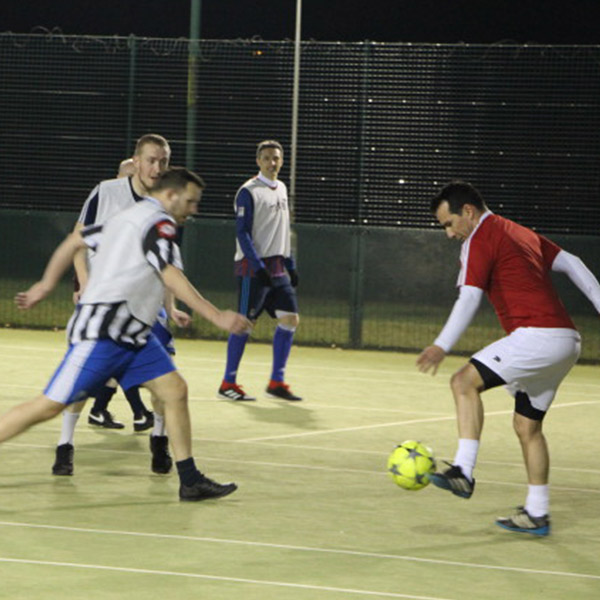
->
<box><xmin>471</xmin><ymin>327</ymin><xmax>581</xmax><ymax>414</ymax></box>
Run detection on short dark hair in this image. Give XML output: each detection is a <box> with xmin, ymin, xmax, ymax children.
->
<box><xmin>256</xmin><ymin>140</ymin><xmax>283</xmax><ymax>159</ymax></box>
<box><xmin>134</xmin><ymin>133</ymin><xmax>171</xmax><ymax>156</ymax></box>
<box><xmin>153</xmin><ymin>167</ymin><xmax>206</xmax><ymax>192</ymax></box>
<box><xmin>430</xmin><ymin>180</ymin><xmax>486</xmax><ymax>214</ymax></box>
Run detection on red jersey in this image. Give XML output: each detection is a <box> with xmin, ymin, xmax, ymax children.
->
<box><xmin>458</xmin><ymin>213</ymin><xmax>575</xmax><ymax>333</ymax></box>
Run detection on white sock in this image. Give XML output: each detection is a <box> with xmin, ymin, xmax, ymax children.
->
<box><xmin>453</xmin><ymin>438</ymin><xmax>480</xmax><ymax>482</ymax></box>
<box><xmin>152</xmin><ymin>413</ymin><xmax>166</xmax><ymax>437</ymax></box>
<box><xmin>525</xmin><ymin>484</ymin><xmax>549</xmax><ymax>518</ymax></box>
<box><xmin>58</xmin><ymin>411</ymin><xmax>81</xmax><ymax>445</ymax></box>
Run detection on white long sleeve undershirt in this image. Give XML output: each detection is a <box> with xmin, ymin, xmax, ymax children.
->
<box><xmin>433</xmin><ymin>250</ymin><xmax>600</xmax><ymax>354</ymax></box>
<box><xmin>551</xmin><ymin>250</ymin><xmax>600</xmax><ymax>313</ymax></box>
<box><xmin>433</xmin><ymin>285</ymin><xmax>484</xmax><ymax>353</ymax></box>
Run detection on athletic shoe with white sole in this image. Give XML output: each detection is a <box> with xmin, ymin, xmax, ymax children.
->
<box><xmin>429</xmin><ymin>462</ymin><xmax>475</xmax><ymax>498</ymax></box>
<box><xmin>217</xmin><ymin>382</ymin><xmax>256</xmax><ymax>401</ymax></box>
<box><xmin>496</xmin><ymin>506</ymin><xmax>550</xmax><ymax>536</ymax></box>
<box><xmin>88</xmin><ymin>409</ymin><xmax>125</xmax><ymax>430</ymax></box>
<box><xmin>133</xmin><ymin>410</ymin><xmax>154</xmax><ymax>432</ymax></box>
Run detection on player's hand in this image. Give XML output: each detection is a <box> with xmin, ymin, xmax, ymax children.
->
<box><xmin>72</xmin><ymin>281</ymin><xmax>87</xmax><ymax>305</ymax></box>
<box><xmin>15</xmin><ymin>282</ymin><xmax>52</xmax><ymax>310</ymax></box>
<box><xmin>255</xmin><ymin>268</ymin><xmax>272</xmax><ymax>287</ymax></box>
<box><xmin>169</xmin><ymin>307</ymin><xmax>192</xmax><ymax>328</ymax></box>
<box><xmin>215</xmin><ymin>310</ymin><xmax>252</xmax><ymax>335</ymax></box>
<box><xmin>416</xmin><ymin>345</ymin><xmax>446</xmax><ymax>375</ymax></box>
<box><xmin>288</xmin><ymin>269</ymin><xmax>299</xmax><ymax>288</ymax></box>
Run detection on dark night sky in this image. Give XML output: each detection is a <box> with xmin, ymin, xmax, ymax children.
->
<box><xmin>1</xmin><ymin>0</ymin><xmax>599</xmax><ymax>44</ymax></box>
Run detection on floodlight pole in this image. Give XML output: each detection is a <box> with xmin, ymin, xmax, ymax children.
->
<box><xmin>289</xmin><ymin>0</ymin><xmax>302</xmax><ymax>220</ymax></box>
<box><xmin>187</xmin><ymin>0</ymin><xmax>201</xmax><ymax>169</ymax></box>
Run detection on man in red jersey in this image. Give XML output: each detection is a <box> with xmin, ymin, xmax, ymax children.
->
<box><xmin>417</xmin><ymin>181</ymin><xmax>600</xmax><ymax>536</ymax></box>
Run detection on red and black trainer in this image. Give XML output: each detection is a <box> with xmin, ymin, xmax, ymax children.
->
<box><xmin>266</xmin><ymin>381</ymin><xmax>302</xmax><ymax>401</ymax></box>
<box><xmin>217</xmin><ymin>382</ymin><xmax>256</xmax><ymax>401</ymax></box>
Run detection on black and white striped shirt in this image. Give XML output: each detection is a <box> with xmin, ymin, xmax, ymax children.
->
<box><xmin>67</xmin><ymin>302</ymin><xmax>152</xmax><ymax>349</ymax></box>
<box><xmin>68</xmin><ymin>197</ymin><xmax>182</xmax><ymax>348</ymax></box>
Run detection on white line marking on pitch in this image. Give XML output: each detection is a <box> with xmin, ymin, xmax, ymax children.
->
<box><xmin>0</xmin><ymin>557</ymin><xmax>451</xmax><ymax>600</ymax></box>
<box><xmin>239</xmin><ymin>400</ymin><xmax>600</xmax><ymax>442</ymax></box>
<box><xmin>0</xmin><ymin>522</ymin><xmax>599</xmax><ymax>581</ymax></box>
<box><xmin>6</xmin><ymin>437</ymin><xmax>600</xmax><ymax>480</ymax></box>
<box><xmin>3</xmin><ymin>443</ymin><xmax>599</xmax><ymax>493</ymax></box>
<box><xmin>2</xmin><ymin>342</ymin><xmax>599</xmax><ymax>388</ymax></box>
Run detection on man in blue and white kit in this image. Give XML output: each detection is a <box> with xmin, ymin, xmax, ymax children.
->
<box><xmin>12</xmin><ymin>167</ymin><xmax>249</xmax><ymax>501</ymax></box>
<box><xmin>218</xmin><ymin>140</ymin><xmax>302</xmax><ymax>402</ymax></box>
<box><xmin>53</xmin><ymin>133</ymin><xmax>189</xmax><ymax>477</ymax></box>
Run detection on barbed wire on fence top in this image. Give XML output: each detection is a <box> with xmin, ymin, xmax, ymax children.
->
<box><xmin>3</xmin><ymin>28</ymin><xmax>600</xmax><ymax>62</ymax></box>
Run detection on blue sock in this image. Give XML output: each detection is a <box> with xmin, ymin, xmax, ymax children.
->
<box><xmin>271</xmin><ymin>326</ymin><xmax>294</xmax><ymax>382</ymax></box>
<box><xmin>224</xmin><ymin>332</ymin><xmax>249</xmax><ymax>383</ymax></box>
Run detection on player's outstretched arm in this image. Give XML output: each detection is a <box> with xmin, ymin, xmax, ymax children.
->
<box><xmin>15</xmin><ymin>232</ymin><xmax>87</xmax><ymax>310</ymax></box>
<box><xmin>72</xmin><ymin>221</ymin><xmax>89</xmax><ymax>303</ymax></box>
<box><xmin>161</xmin><ymin>264</ymin><xmax>251</xmax><ymax>334</ymax></box>
<box><xmin>416</xmin><ymin>285</ymin><xmax>483</xmax><ymax>375</ymax></box>
<box><xmin>164</xmin><ymin>289</ymin><xmax>192</xmax><ymax>328</ymax></box>
<box><xmin>552</xmin><ymin>250</ymin><xmax>600</xmax><ymax>313</ymax></box>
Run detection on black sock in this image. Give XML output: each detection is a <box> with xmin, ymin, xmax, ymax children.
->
<box><xmin>176</xmin><ymin>457</ymin><xmax>202</xmax><ymax>486</ymax></box>
<box><xmin>91</xmin><ymin>386</ymin><xmax>117</xmax><ymax>413</ymax></box>
<box><xmin>124</xmin><ymin>386</ymin><xmax>147</xmax><ymax>418</ymax></box>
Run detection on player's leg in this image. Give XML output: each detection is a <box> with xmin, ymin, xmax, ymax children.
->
<box><xmin>496</xmin><ymin>404</ymin><xmax>551</xmax><ymax>535</ymax></box>
<box><xmin>50</xmin><ymin>340</ymin><xmax>143</xmax><ymax>476</ymax></box>
<box><xmin>218</xmin><ymin>275</ymin><xmax>261</xmax><ymax>401</ymax></box>
<box><xmin>122</xmin><ymin>335</ymin><xmax>237</xmax><ymax>499</ymax></box>
<box><xmin>513</xmin><ymin>399</ymin><xmax>549</xmax><ymax>485</ymax></box>
<box><xmin>132</xmin><ymin>308</ymin><xmax>174</xmax><ymax>433</ymax></box>
<box><xmin>143</xmin><ymin>370</ymin><xmax>237</xmax><ymax>501</ymax></box>
<box><xmin>0</xmin><ymin>395</ymin><xmax>64</xmax><ymax>443</ymax></box>
<box><xmin>450</xmin><ymin>362</ymin><xmax>486</xmax><ymax>442</ymax></box>
<box><xmin>125</xmin><ymin>386</ymin><xmax>154</xmax><ymax>432</ymax></box>
<box><xmin>58</xmin><ymin>398</ymin><xmax>86</xmax><ymax>444</ymax></box>
<box><xmin>266</xmin><ymin>311</ymin><xmax>301</xmax><ymax>401</ymax></box>
<box><xmin>88</xmin><ymin>380</ymin><xmax>124</xmax><ymax>429</ymax></box>
<box><xmin>148</xmin><ymin>393</ymin><xmax>171</xmax><ymax>474</ymax></box>
<box><xmin>6</xmin><ymin>340</ymin><xmax>123</xmax><ymax>476</ymax></box>
<box><xmin>429</xmin><ymin>331</ymin><xmax>513</xmax><ymax>498</ymax></box>
<box><xmin>143</xmin><ymin>309</ymin><xmax>178</xmax><ymax>468</ymax></box>
<box><xmin>53</xmin><ymin>398</ymin><xmax>86</xmax><ymax>476</ymax></box>
<box><xmin>429</xmin><ymin>361</ymin><xmax>488</xmax><ymax>497</ymax></box>
<box><xmin>265</xmin><ymin>277</ymin><xmax>302</xmax><ymax>401</ymax></box>
<box><xmin>493</xmin><ymin>328</ymin><xmax>578</xmax><ymax>535</ymax></box>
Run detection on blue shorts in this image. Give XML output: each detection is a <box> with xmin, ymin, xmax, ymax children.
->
<box><xmin>237</xmin><ymin>274</ymin><xmax>298</xmax><ymax>320</ymax></box>
<box><xmin>152</xmin><ymin>307</ymin><xmax>175</xmax><ymax>355</ymax></box>
<box><xmin>44</xmin><ymin>335</ymin><xmax>176</xmax><ymax>405</ymax></box>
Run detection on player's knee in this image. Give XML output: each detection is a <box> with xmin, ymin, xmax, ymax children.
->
<box><xmin>450</xmin><ymin>363</ymin><xmax>483</xmax><ymax>397</ymax></box>
<box><xmin>278</xmin><ymin>312</ymin><xmax>299</xmax><ymax>329</ymax></box>
<box><xmin>38</xmin><ymin>396</ymin><xmax>65</xmax><ymax>421</ymax></box>
<box><xmin>171</xmin><ymin>376</ymin><xmax>188</xmax><ymax>403</ymax></box>
<box><xmin>449</xmin><ymin>369</ymin><xmax>473</xmax><ymax>397</ymax></box>
<box><xmin>157</xmin><ymin>372</ymin><xmax>188</xmax><ymax>405</ymax></box>
<box><xmin>513</xmin><ymin>413</ymin><xmax>542</xmax><ymax>441</ymax></box>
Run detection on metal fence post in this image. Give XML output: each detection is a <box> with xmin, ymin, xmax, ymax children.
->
<box><xmin>187</xmin><ymin>0</ymin><xmax>201</xmax><ymax>170</ymax></box>
<box><xmin>349</xmin><ymin>41</ymin><xmax>372</xmax><ymax>348</ymax></box>
<box><xmin>126</xmin><ymin>34</ymin><xmax>137</xmax><ymax>156</ymax></box>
